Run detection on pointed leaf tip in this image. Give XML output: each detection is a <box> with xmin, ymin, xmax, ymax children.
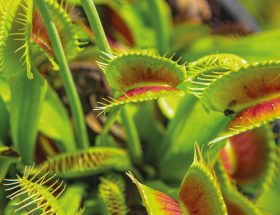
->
<box><xmin>127</xmin><ymin>172</ymin><xmax>182</xmax><ymax>215</ymax></box>
<box><xmin>179</xmin><ymin>147</ymin><xmax>227</xmax><ymax>215</ymax></box>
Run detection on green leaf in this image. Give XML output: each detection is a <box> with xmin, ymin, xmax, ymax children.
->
<box><xmin>96</xmin><ymin>51</ymin><xmax>186</xmax><ymax>114</ymax></box>
<box><xmin>127</xmin><ymin>172</ymin><xmax>182</xmax><ymax>215</ymax></box>
<box><xmin>0</xmin><ymin>0</ymin><xmax>34</xmax><ymax>78</ymax></box>
<box><xmin>0</xmin><ymin>76</ymin><xmax>11</xmax><ymax>102</ymax></box>
<box><xmin>40</xmin><ymin>0</ymin><xmax>82</xmax><ymax>59</ymax></box>
<box><xmin>219</xmin><ymin>125</ymin><xmax>278</xmax><ymax>197</ymax></box>
<box><xmin>145</xmin><ymin>180</ymin><xmax>179</xmax><ymax>200</ymax></box>
<box><xmin>39</xmin><ymin>147</ymin><xmax>131</xmax><ymax>178</ymax></box>
<box><xmin>30</xmin><ymin>40</ymin><xmax>59</xmax><ymax>71</ymax></box>
<box><xmin>157</xmin><ymin>96</ymin><xmax>181</xmax><ymax>119</ymax></box>
<box><xmin>98</xmin><ymin>174</ymin><xmax>128</xmax><ymax>215</ymax></box>
<box><xmin>39</xmin><ymin>86</ymin><xmax>76</xmax><ymax>152</ymax></box>
<box><xmin>4</xmin><ymin>198</ymin><xmax>25</xmax><ymax>215</ymax></box>
<box><xmin>134</xmin><ymin>102</ymin><xmax>164</xmax><ymax>163</ymax></box>
<box><xmin>256</xmin><ymin>170</ymin><xmax>280</xmax><ymax>214</ymax></box>
<box><xmin>120</xmin><ymin>105</ymin><xmax>143</xmax><ymax>165</ymax></box>
<box><xmin>221</xmin><ymin>189</ymin><xmax>261</xmax><ymax>215</ymax></box>
<box><xmin>0</xmin><ymin>0</ymin><xmax>21</xmax><ymax>77</ymax></box>
<box><xmin>100</xmin><ymin>51</ymin><xmax>186</xmax><ymax>92</ymax></box>
<box><xmin>4</xmin><ymin>165</ymin><xmax>67</xmax><ymax>215</ymax></box>
<box><xmin>127</xmin><ymin>148</ymin><xmax>227</xmax><ymax>215</ymax></box>
<box><xmin>215</xmin><ymin>160</ymin><xmax>262</xmax><ymax>215</ymax></box>
<box><xmin>10</xmin><ymin>71</ymin><xmax>47</xmax><ymax>164</ymax></box>
<box><xmin>225</xmin><ymin>190</ymin><xmax>262</xmax><ymax>215</ymax></box>
<box><xmin>178</xmin><ymin>148</ymin><xmax>227</xmax><ymax>215</ymax></box>
<box><xmin>14</xmin><ymin>0</ymin><xmax>34</xmax><ymax>78</ymax></box>
<box><xmin>185</xmin><ymin>53</ymin><xmax>247</xmax><ymax>102</ymax></box>
<box><xmin>83</xmin><ymin>198</ymin><xmax>101</xmax><ymax>215</ymax></box>
<box><xmin>201</xmin><ymin>60</ymin><xmax>280</xmax><ymax>113</ymax></box>
<box><xmin>158</xmin><ymin>95</ymin><xmax>197</xmax><ymax>156</ymax></box>
<box><xmin>0</xmin><ymin>147</ymin><xmax>18</xmax><ymax>183</ymax></box>
<box><xmin>211</xmin><ymin>97</ymin><xmax>280</xmax><ymax>144</ymax></box>
<box><xmin>0</xmin><ymin>95</ymin><xmax>9</xmax><ymax>143</ymax></box>
<box><xmin>159</xmin><ymin>97</ymin><xmax>230</xmax><ymax>182</ymax></box>
<box><xmin>59</xmin><ymin>184</ymin><xmax>85</xmax><ymax>214</ymax></box>
<box><xmin>0</xmin><ymin>185</ymin><xmax>9</xmax><ymax>214</ymax></box>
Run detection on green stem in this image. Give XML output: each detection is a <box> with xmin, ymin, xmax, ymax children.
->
<box><xmin>149</xmin><ymin>0</ymin><xmax>171</xmax><ymax>55</ymax></box>
<box><xmin>36</xmin><ymin>0</ymin><xmax>89</xmax><ymax>149</ymax></box>
<box><xmin>80</xmin><ymin>0</ymin><xmax>111</xmax><ymax>54</ymax></box>
<box><xmin>81</xmin><ymin>0</ymin><xmax>115</xmax><ymax>138</ymax></box>
<box><xmin>121</xmin><ymin>106</ymin><xmax>143</xmax><ymax>165</ymax></box>
<box><xmin>80</xmin><ymin>0</ymin><xmax>143</xmax><ymax>164</ymax></box>
<box><xmin>101</xmin><ymin>106</ymin><xmax>121</xmax><ymax>135</ymax></box>
<box><xmin>95</xmin><ymin>107</ymin><xmax>121</xmax><ymax>146</ymax></box>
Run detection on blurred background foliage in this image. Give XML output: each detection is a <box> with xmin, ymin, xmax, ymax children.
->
<box><xmin>240</xmin><ymin>0</ymin><xmax>280</xmax><ymax>29</ymax></box>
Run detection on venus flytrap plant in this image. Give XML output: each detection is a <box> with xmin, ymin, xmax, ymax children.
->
<box><xmin>0</xmin><ymin>147</ymin><xmax>19</xmax><ymax>183</ymax></box>
<box><xmin>0</xmin><ymin>0</ymin><xmax>90</xmax><ymax>159</ymax></box>
<box><xmin>32</xmin><ymin>147</ymin><xmax>131</xmax><ymax>179</ymax></box>
<box><xmin>3</xmin><ymin>146</ymin><xmax>130</xmax><ymax>213</ymax></box>
<box><xmin>80</xmin><ymin>0</ymin><xmax>181</xmax><ymax>118</ymax></box>
<box><xmin>31</xmin><ymin>0</ymin><xmax>83</xmax><ymax>67</ymax></box>
<box><xmin>158</xmin><ymin>96</ymin><xmax>230</xmax><ymax>182</ymax></box>
<box><xmin>4</xmin><ymin>165</ymin><xmax>69</xmax><ymax>215</ymax></box>
<box><xmin>185</xmin><ymin>53</ymin><xmax>247</xmax><ymax>101</ymax></box>
<box><xmin>127</xmin><ymin>172</ymin><xmax>183</xmax><ymax>215</ymax></box>
<box><xmin>38</xmin><ymin>87</ymin><xmax>77</xmax><ymax>152</ymax></box>
<box><xmin>222</xmin><ymin>187</ymin><xmax>262</xmax><ymax>215</ymax></box>
<box><xmin>91</xmin><ymin>48</ymin><xmax>280</xmax><ymax>189</ymax></box>
<box><xmin>98</xmin><ymin>174</ymin><xmax>128</xmax><ymax>215</ymax></box>
<box><xmin>12</xmin><ymin>0</ymin><xmax>33</xmax><ymax>79</ymax></box>
<box><xmin>2</xmin><ymin>0</ymin><xmax>85</xmax><ymax>163</ymax></box>
<box><xmin>30</xmin><ymin>39</ymin><xmax>59</xmax><ymax>71</ymax></box>
<box><xmin>127</xmin><ymin>146</ymin><xmax>227</xmax><ymax>215</ymax></box>
<box><xmin>203</xmin><ymin>59</ymin><xmax>280</xmax><ymax>115</ymax></box>
<box><xmin>58</xmin><ymin>184</ymin><xmax>85</xmax><ymax>215</ymax></box>
<box><xmin>4</xmin><ymin>167</ymin><xmax>87</xmax><ymax>215</ymax></box>
<box><xmin>10</xmin><ymin>69</ymin><xmax>47</xmax><ymax>164</ymax></box>
<box><xmin>213</xmin><ymin>97</ymin><xmax>280</xmax><ymax>143</ymax></box>
<box><xmin>95</xmin><ymin>51</ymin><xmax>187</xmax><ymax>114</ymax></box>
<box><xmin>0</xmin><ymin>0</ymin><xmax>31</xmax><ymax>78</ymax></box>
<box><xmin>215</xmin><ymin>159</ymin><xmax>262</xmax><ymax>215</ymax></box>
<box><xmin>0</xmin><ymin>0</ymin><xmax>82</xmax><ymax>77</ymax></box>
<box><xmin>186</xmin><ymin>56</ymin><xmax>280</xmax><ymax>143</ymax></box>
<box><xmin>1</xmin><ymin>1</ymin><xmax>280</xmax><ymax>214</ymax></box>
<box><xmin>157</xmin><ymin>53</ymin><xmax>247</xmax><ymax>171</ymax></box>
<box><xmin>80</xmin><ymin>0</ymin><xmax>145</xmax><ymax>167</ymax></box>
<box><xmin>219</xmin><ymin>125</ymin><xmax>278</xmax><ymax>197</ymax></box>
<box><xmin>183</xmin><ymin>53</ymin><xmax>280</xmax><ymax>151</ymax></box>
<box><xmin>41</xmin><ymin>0</ymin><xmax>82</xmax><ymax>59</ymax></box>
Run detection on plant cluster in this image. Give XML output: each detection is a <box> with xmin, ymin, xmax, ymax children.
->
<box><xmin>0</xmin><ymin>0</ymin><xmax>280</xmax><ymax>214</ymax></box>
